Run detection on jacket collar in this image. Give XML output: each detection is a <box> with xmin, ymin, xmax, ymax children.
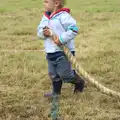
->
<box><xmin>44</xmin><ymin>8</ymin><xmax>70</xmax><ymax>19</ymax></box>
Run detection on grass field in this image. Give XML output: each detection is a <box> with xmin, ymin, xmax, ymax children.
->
<box><xmin>0</xmin><ymin>0</ymin><xmax>120</xmax><ymax>120</ymax></box>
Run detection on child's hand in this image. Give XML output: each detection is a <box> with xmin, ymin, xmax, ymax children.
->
<box><xmin>43</xmin><ymin>26</ymin><xmax>62</xmax><ymax>46</ymax></box>
<box><xmin>43</xmin><ymin>26</ymin><xmax>51</xmax><ymax>37</ymax></box>
<box><xmin>52</xmin><ymin>35</ymin><xmax>62</xmax><ymax>46</ymax></box>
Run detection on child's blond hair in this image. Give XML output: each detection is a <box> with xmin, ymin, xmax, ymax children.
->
<box><xmin>60</xmin><ymin>0</ymin><xmax>66</xmax><ymax>7</ymax></box>
<box><xmin>53</xmin><ymin>0</ymin><xmax>66</xmax><ymax>7</ymax></box>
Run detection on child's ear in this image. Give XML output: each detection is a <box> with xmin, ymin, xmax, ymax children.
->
<box><xmin>54</xmin><ymin>0</ymin><xmax>60</xmax><ymax>7</ymax></box>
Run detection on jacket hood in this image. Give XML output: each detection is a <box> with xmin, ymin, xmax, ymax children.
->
<box><xmin>44</xmin><ymin>8</ymin><xmax>70</xmax><ymax>19</ymax></box>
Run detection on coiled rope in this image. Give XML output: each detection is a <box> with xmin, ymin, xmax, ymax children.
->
<box><xmin>62</xmin><ymin>46</ymin><xmax>120</xmax><ymax>98</ymax></box>
<box><xmin>50</xmin><ymin>45</ymin><xmax>120</xmax><ymax>120</ymax></box>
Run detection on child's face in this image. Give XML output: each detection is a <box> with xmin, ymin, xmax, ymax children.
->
<box><xmin>43</xmin><ymin>0</ymin><xmax>55</xmax><ymax>12</ymax></box>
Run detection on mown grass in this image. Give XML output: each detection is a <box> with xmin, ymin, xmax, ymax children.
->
<box><xmin>0</xmin><ymin>0</ymin><xmax>120</xmax><ymax>120</ymax></box>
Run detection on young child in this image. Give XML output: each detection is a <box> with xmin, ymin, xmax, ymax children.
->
<box><xmin>37</xmin><ymin>0</ymin><xmax>85</xmax><ymax>96</ymax></box>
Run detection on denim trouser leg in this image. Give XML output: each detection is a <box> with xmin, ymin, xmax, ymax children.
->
<box><xmin>48</xmin><ymin>55</ymin><xmax>75</xmax><ymax>93</ymax></box>
<box><xmin>48</xmin><ymin>59</ymin><xmax>62</xmax><ymax>94</ymax></box>
<box><xmin>47</xmin><ymin>55</ymin><xmax>85</xmax><ymax>94</ymax></box>
<box><xmin>56</xmin><ymin>56</ymin><xmax>75</xmax><ymax>83</ymax></box>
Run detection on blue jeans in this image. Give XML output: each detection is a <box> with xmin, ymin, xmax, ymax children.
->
<box><xmin>48</xmin><ymin>55</ymin><xmax>75</xmax><ymax>83</ymax></box>
<box><xmin>47</xmin><ymin>54</ymin><xmax>76</xmax><ymax>94</ymax></box>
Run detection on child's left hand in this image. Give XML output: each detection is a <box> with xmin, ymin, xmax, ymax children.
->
<box><xmin>52</xmin><ymin>35</ymin><xmax>62</xmax><ymax>46</ymax></box>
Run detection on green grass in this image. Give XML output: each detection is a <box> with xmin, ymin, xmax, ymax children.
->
<box><xmin>0</xmin><ymin>0</ymin><xmax>120</xmax><ymax>120</ymax></box>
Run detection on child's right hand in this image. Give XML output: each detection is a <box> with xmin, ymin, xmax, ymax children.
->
<box><xmin>43</xmin><ymin>26</ymin><xmax>62</xmax><ymax>46</ymax></box>
<box><xmin>43</xmin><ymin>26</ymin><xmax>51</xmax><ymax>37</ymax></box>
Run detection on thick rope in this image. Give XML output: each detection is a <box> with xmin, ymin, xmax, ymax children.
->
<box><xmin>50</xmin><ymin>45</ymin><xmax>120</xmax><ymax>120</ymax></box>
<box><xmin>62</xmin><ymin>46</ymin><xmax>120</xmax><ymax>98</ymax></box>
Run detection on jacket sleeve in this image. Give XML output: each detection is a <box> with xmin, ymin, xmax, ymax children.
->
<box><xmin>37</xmin><ymin>16</ymin><xmax>46</xmax><ymax>40</ymax></box>
<box><xmin>59</xmin><ymin>13</ymin><xmax>79</xmax><ymax>44</ymax></box>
